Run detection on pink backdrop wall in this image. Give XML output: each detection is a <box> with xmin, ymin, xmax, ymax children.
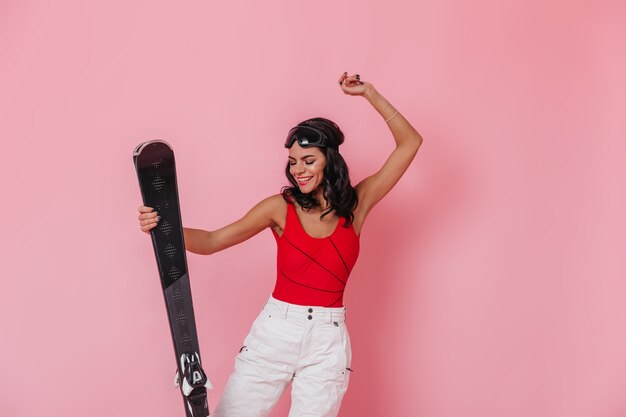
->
<box><xmin>1</xmin><ymin>1</ymin><xmax>625</xmax><ymax>416</ymax></box>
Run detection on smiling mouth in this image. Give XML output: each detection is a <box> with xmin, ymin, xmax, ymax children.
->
<box><xmin>297</xmin><ymin>176</ymin><xmax>313</xmax><ymax>185</ymax></box>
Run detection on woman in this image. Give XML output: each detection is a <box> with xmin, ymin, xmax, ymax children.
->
<box><xmin>137</xmin><ymin>72</ymin><xmax>423</xmax><ymax>417</ymax></box>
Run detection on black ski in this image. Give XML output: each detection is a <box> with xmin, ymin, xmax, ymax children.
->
<box><xmin>133</xmin><ymin>140</ymin><xmax>211</xmax><ymax>417</ymax></box>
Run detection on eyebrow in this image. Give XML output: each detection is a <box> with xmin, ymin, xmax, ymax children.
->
<box><xmin>288</xmin><ymin>155</ymin><xmax>316</xmax><ymax>160</ymax></box>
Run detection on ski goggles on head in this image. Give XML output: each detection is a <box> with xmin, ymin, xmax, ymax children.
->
<box><xmin>284</xmin><ymin>125</ymin><xmax>332</xmax><ymax>149</ymax></box>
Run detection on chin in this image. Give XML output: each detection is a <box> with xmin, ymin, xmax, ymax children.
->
<box><xmin>300</xmin><ymin>185</ymin><xmax>320</xmax><ymax>195</ymax></box>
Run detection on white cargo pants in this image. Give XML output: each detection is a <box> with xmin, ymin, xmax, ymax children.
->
<box><xmin>214</xmin><ymin>295</ymin><xmax>352</xmax><ymax>417</ymax></box>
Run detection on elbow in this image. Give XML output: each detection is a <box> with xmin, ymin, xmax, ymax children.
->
<box><xmin>206</xmin><ymin>244</ymin><xmax>221</xmax><ymax>255</ymax></box>
<box><xmin>413</xmin><ymin>131</ymin><xmax>423</xmax><ymax>146</ymax></box>
<box><xmin>187</xmin><ymin>246</ymin><xmax>215</xmax><ymax>256</ymax></box>
<box><xmin>413</xmin><ymin>133</ymin><xmax>423</xmax><ymax>153</ymax></box>
<box><xmin>199</xmin><ymin>247</ymin><xmax>216</xmax><ymax>256</ymax></box>
<box><xmin>203</xmin><ymin>231</ymin><xmax>218</xmax><ymax>255</ymax></box>
<box><xmin>187</xmin><ymin>230</ymin><xmax>218</xmax><ymax>256</ymax></box>
<box><xmin>407</xmin><ymin>133</ymin><xmax>422</xmax><ymax>154</ymax></box>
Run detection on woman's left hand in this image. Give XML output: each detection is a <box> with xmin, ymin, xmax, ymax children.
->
<box><xmin>338</xmin><ymin>72</ymin><xmax>372</xmax><ymax>96</ymax></box>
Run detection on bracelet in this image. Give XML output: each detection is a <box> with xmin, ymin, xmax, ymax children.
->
<box><xmin>385</xmin><ymin>110</ymin><xmax>399</xmax><ymax>123</ymax></box>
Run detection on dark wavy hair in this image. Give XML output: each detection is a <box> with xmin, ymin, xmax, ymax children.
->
<box><xmin>281</xmin><ymin>117</ymin><xmax>358</xmax><ymax>226</ymax></box>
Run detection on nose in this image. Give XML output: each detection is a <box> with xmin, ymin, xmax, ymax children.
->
<box><xmin>293</xmin><ymin>162</ymin><xmax>306</xmax><ymax>174</ymax></box>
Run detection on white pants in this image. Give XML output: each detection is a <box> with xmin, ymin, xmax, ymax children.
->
<box><xmin>214</xmin><ymin>295</ymin><xmax>352</xmax><ymax>417</ymax></box>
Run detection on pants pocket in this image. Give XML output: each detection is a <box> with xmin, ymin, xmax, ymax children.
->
<box><xmin>338</xmin><ymin>323</ymin><xmax>353</xmax><ymax>390</ymax></box>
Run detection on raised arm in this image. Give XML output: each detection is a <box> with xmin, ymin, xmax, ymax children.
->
<box><xmin>338</xmin><ymin>72</ymin><xmax>423</xmax><ymax>228</ymax></box>
<box><xmin>138</xmin><ymin>194</ymin><xmax>285</xmax><ymax>255</ymax></box>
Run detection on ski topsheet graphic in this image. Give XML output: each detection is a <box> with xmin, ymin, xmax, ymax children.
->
<box><xmin>133</xmin><ymin>140</ymin><xmax>211</xmax><ymax>417</ymax></box>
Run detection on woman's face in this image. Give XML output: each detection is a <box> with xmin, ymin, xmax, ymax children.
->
<box><xmin>288</xmin><ymin>143</ymin><xmax>326</xmax><ymax>194</ymax></box>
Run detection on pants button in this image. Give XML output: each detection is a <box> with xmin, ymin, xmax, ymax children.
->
<box><xmin>308</xmin><ymin>308</ymin><xmax>313</xmax><ymax>313</ymax></box>
<box><xmin>307</xmin><ymin>315</ymin><xmax>313</xmax><ymax>320</ymax></box>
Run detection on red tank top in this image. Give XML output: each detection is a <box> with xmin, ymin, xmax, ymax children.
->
<box><xmin>271</xmin><ymin>202</ymin><xmax>360</xmax><ymax>307</ymax></box>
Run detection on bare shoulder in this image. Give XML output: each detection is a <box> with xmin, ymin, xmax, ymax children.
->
<box><xmin>260</xmin><ymin>193</ymin><xmax>287</xmax><ymax>210</ymax></box>
<box><xmin>257</xmin><ymin>194</ymin><xmax>288</xmax><ymax>233</ymax></box>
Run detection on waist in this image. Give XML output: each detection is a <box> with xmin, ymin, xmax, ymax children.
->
<box><xmin>263</xmin><ymin>294</ymin><xmax>346</xmax><ymax>323</ymax></box>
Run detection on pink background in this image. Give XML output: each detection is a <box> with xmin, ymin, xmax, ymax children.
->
<box><xmin>1</xmin><ymin>1</ymin><xmax>625</xmax><ymax>416</ymax></box>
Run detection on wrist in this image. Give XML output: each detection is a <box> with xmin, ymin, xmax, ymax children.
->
<box><xmin>362</xmin><ymin>84</ymin><xmax>378</xmax><ymax>101</ymax></box>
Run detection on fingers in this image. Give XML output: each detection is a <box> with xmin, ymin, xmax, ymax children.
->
<box><xmin>338</xmin><ymin>72</ymin><xmax>364</xmax><ymax>92</ymax></box>
<box><xmin>140</xmin><ymin>216</ymin><xmax>159</xmax><ymax>233</ymax></box>
<box><xmin>337</xmin><ymin>71</ymin><xmax>348</xmax><ymax>86</ymax></box>
<box><xmin>137</xmin><ymin>206</ymin><xmax>158</xmax><ymax>220</ymax></box>
<box><xmin>137</xmin><ymin>205</ymin><xmax>159</xmax><ymax>233</ymax></box>
<box><xmin>344</xmin><ymin>74</ymin><xmax>362</xmax><ymax>86</ymax></box>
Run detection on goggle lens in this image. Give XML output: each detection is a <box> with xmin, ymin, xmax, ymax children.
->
<box><xmin>285</xmin><ymin>126</ymin><xmax>328</xmax><ymax>148</ymax></box>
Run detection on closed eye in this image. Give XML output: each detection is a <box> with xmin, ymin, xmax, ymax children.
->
<box><xmin>289</xmin><ymin>160</ymin><xmax>315</xmax><ymax>166</ymax></box>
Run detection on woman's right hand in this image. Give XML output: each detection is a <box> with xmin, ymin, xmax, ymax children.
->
<box><xmin>138</xmin><ymin>205</ymin><xmax>159</xmax><ymax>234</ymax></box>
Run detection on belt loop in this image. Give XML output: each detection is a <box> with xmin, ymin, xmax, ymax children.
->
<box><xmin>283</xmin><ymin>302</ymin><xmax>290</xmax><ymax>319</ymax></box>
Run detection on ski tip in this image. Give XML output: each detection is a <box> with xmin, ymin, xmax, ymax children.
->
<box><xmin>132</xmin><ymin>141</ymin><xmax>146</xmax><ymax>156</ymax></box>
<box><xmin>133</xmin><ymin>140</ymin><xmax>173</xmax><ymax>157</ymax></box>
